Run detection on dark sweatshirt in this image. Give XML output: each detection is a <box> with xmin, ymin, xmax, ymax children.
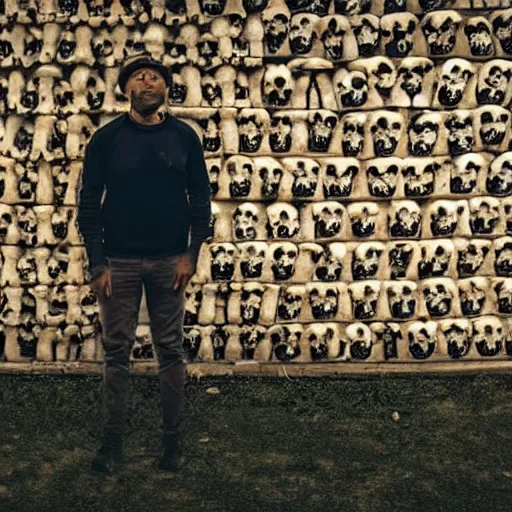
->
<box><xmin>76</xmin><ymin>112</ymin><xmax>213</xmax><ymax>273</ymax></box>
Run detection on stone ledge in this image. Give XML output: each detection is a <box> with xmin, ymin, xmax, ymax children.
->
<box><xmin>1</xmin><ymin>361</ymin><xmax>512</xmax><ymax>377</ymax></box>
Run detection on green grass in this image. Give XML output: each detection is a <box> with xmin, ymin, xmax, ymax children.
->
<box><xmin>2</xmin><ymin>372</ymin><xmax>512</xmax><ymax>512</ymax></box>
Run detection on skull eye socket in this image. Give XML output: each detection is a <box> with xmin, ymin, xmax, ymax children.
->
<box><xmin>382</xmin><ymin>29</ymin><xmax>391</xmax><ymax>37</ymax></box>
<box><xmin>500</xmin><ymin>114</ymin><xmax>509</xmax><ymax>122</ymax></box>
<box><xmin>481</xmin><ymin>112</ymin><xmax>493</xmax><ymax>123</ymax></box>
<box><xmin>288</xmin><ymin>251</ymin><xmax>296</xmax><ymax>258</ymax></box>
<box><xmin>392</xmin><ymin>122</ymin><xmax>401</xmax><ymax>130</ymax></box>
<box><xmin>326</xmin><ymin>165</ymin><xmax>337</xmax><ymax>176</ymax></box>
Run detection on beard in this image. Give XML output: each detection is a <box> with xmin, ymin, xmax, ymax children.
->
<box><xmin>131</xmin><ymin>90</ymin><xmax>165</xmax><ymax>117</ymax></box>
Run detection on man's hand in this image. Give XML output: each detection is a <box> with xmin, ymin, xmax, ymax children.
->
<box><xmin>91</xmin><ymin>266</ymin><xmax>112</xmax><ymax>300</ymax></box>
<box><xmin>173</xmin><ymin>253</ymin><xmax>194</xmax><ymax>290</ymax></box>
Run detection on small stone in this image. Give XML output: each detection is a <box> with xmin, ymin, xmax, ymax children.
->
<box><xmin>0</xmin><ymin>485</ymin><xmax>8</xmax><ymax>495</ymax></box>
<box><xmin>206</xmin><ymin>387</ymin><xmax>220</xmax><ymax>395</ymax></box>
<box><xmin>391</xmin><ymin>411</ymin><xmax>400</xmax><ymax>422</ymax></box>
<box><xmin>199</xmin><ymin>437</ymin><xmax>210</xmax><ymax>444</ymax></box>
<box><xmin>502</xmin><ymin>472</ymin><xmax>512</xmax><ymax>478</ymax></box>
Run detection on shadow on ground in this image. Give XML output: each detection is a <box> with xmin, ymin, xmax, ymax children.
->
<box><xmin>1</xmin><ymin>372</ymin><xmax>512</xmax><ymax>512</ymax></box>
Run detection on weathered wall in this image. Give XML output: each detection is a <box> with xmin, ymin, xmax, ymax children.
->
<box><xmin>0</xmin><ymin>0</ymin><xmax>511</xmax><ymax>371</ymax></box>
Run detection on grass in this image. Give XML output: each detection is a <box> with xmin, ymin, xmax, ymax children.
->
<box><xmin>1</xmin><ymin>372</ymin><xmax>512</xmax><ymax>512</ymax></box>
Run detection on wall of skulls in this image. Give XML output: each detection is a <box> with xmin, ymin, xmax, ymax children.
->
<box><xmin>0</xmin><ymin>0</ymin><xmax>511</xmax><ymax>368</ymax></box>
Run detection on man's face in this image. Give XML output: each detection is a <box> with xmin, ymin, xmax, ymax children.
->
<box><xmin>125</xmin><ymin>67</ymin><xmax>167</xmax><ymax>117</ymax></box>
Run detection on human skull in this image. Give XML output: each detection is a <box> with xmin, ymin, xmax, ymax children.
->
<box><xmin>209</xmin><ymin>243</ymin><xmax>236</xmax><ymax>281</ymax></box>
<box><xmin>450</xmin><ymin>154</ymin><xmax>482</xmax><ymax>194</ymax></box>
<box><xmin>429</xmin><ymin>201</ymin><xmax>464</xmax><ymax>237</ymax></box>
<box><xmin>350</xmin><ymin>14</ymin><xmax>380</xmax><ymax>57</ymax></box>
<box><xmin>308</xmin><ymin>111</ymin><xmax>338</xmax><ymax>152</ymax></box>
<box><xmin>312</xmin><ymin>243</ymin><xmax>346</xmax><ymax>281</ymax></box>
<box><xmin>308</xmin><ymin>285</ymin><xmax>339</xmax><ymax>320</ymax></box>
<box><xmin>270</xmin><ymin>324</ymin><xmax>303</xmax><ymax>360</ymax></box>
<box><xmin>237</xmin><ymin>112</ymin><xmax>264</xmax><ymax>153</ymax></box>
<box><xmin>277</xmin><ymin>289</ymin><xmax>303</xmax><ymax>321</ymax></box>
<box><xmin>256</xmin><ymin>158</ymin><xmax>283</xmax><ymax>199</ymax></box>
<box><xmin>349</xmin><ymin>283</ymin><xmax>380</xmax><ymax>320</ymax></box>
<box><xmin>366</xmin><ymin>158</ymin><xmax>400</xmax><ymax>198</ymax></box>
<box><xmin>262</xmin><ymin>65</ymin><xmax>294</xmax><ymax>106</ymax></box>
<box><xmin>469</xmin><ymin>198</ymin><xmax>500</xmax><ymax>236</ymax></box>
<box><xmin>289</xmin><ymin>13</ymin><xmax>319</xmax><ymax>55</ymax></box>
<box><xmin>369</xmin><ymin>111</ymin><xmax>404</xmax><ymax>157</ymax></box>
<box><xmin>387</xmin><ymin>282</ymin><xmax>417</xmax><ymax>319</ymax></box>
<box><xmin>388</xmin><ymin>202</ymin><xmax>421</xmax><ymax>238</ymax></box>
<box><xmin>491</xmin><ymin>9</ymin><xmax>512</xmax><ymax>55</ymax></box>
<box><xmin>262</xmin><ymin>7</ymin><xmax>290</xmax><ymax>54</ymax></box>
<box><xmin>422</xmin><ymin>280</ymin><xmax>454</xmax><ymax>317</ymax></box>
<box><xmin>443</xmin><ymin>320</ymin><xmax>471</xmax><ymax>359</ymax></box>
<box><xmin>341</xmin><ymin>112</ymin><xmax>365</xmax><ymax>157</ymax></box>
<box><xmin>333</xmin><ymin>69</ymin><xmax>368</xmax><ymax>109</ymax></box>
<box><xmin>407</xmin><ymin>322</ymin><xmax>437</xmax><ymax>360</ymax></box>
<box><xmin>487</xmin><ymin>153</ymin><xmax>512</xmax><ymax>196</ymax></box>
<box><xmin>419</xmin><ymin>242</ymin><xmax>452</xmax><ymax>279</ymax></box>
<box><xmin>472</xmin><ymin>317</ymin><xmax>504</xmax><ymax>357</ymax></box>
<box><xmin>226</xmin><ymin>156</ymin><xmax>254</xmax><ymax>198</ymax></box>
<box><xmin>389</xmin><ymin>243</ymin><xmax>413</xmax><ymax>279</ymax></box>
<box><xmin>269</xmin><ymin>114</ymin><xmax>293</xmax><ymax>153</ymax></box>
<box><xmin>312</xmin><ymin>202</ymin><xmax>344</xmax><ymax>239</ymax></box>
<box><xmin>346</xmin><ymin>323</ymin><xmax>373</xmax><ymax>360</ymax></box>
<box><xmin>464</xmin><ymin>17</ymin><xmax>494</xmax><ymax>57</ymax></box>
<box><xmin>402</xmin><ymin>160</ymin><xmax>439</xmax><ymax>197</ymax></box>
<box><xmin>380</xmin><ymin>13</ymin><xmax>419</xmax><ymax>58</ymax></box>
<box><xmin>459</xmin><ymin>279</ymin><xmax>486</xmax><ymax>317</ymax></box>
<box><xmin>421</xmin><ymin>11</ymin><xmax>462</xmax><ymax>56</ymax></box>
<box><xmin>287</xmin><ymin>158</ymin><xmax>320</xmax><ymax>198</ymax></box>
<box><xmin>407</xmin><ymin>112</ymin><xmax>441</xmax><ymax>157</ymax></box>
<box><xmin>444</xmin><ymin>111</ymin><xmax>474</xmax><ymax>156</ymax></box>
<box><xmin>266</xmin><ymin>203</ymin><xmax>300</xmax><ymax>239</ymax></box>
<box><xmin>351</xmin><ymin>242</ymin><xmax>384</xmax><ymax>280</ymax></box>
<box><xmin>396</xmin><ymin>58</ymin><xmax>434</xmax><ymax>101</ymax></box>
<box><xmin>232</xmin><ymin>203</ymin><xmax>259</xmax><ymax>240</ymax></box>
<box><xmin>436</xmin><ymin>59</ymin><xmax>474</xmax><ymax>108</ymax></box>
<box><xmin>322</xmin><ymin>159</ymin><xmax>359</xmax><ymax>198</ymax></box>
<box><xmin>478</xmin><ymin>106</ymin><xmax>509</xmax><ymax>146</ymax></box>
<box><xmin>457</xmin><ymin>241</ymin><xmax>490</xmax><ymax>278</ymax></box>
<box><xmin>240</xmin><ymin>284</ymin><xmax>265</xmax><ymax>323</ymax></box>
<box><xmin>270</xmin><ymin>242</ymin><xmax>298</xmax><ymax>280</ymax></box>
<box><xmin>477</xmin><ymin>61</ymin><xmax>512</xmax><ymax>105</ymax></box>
<box><xmin>239</xmin><ymin>243</ymin><xmax>266</xmax><ymax>279</ymax></box>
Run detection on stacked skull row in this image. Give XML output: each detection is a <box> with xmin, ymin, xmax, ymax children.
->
<box><xmin>2</xmin><ymin>152</ymin><xmax>510</xmax><ymax>208</ymax></box>
<box><xmin>5</xmin><ymin>58</ymin><xmax>512</xmax><ymax>114</ymax></box>
<box><xmin>178</xmin><ymin>316</ymin><xmax>512</xmax><ymax>363</ymax></box>
<box><xmin>2</xmin><ymin>107</ymin><xmax>512</xmax><ymax>163</ymax></box>
<box><xmin>195</xmin><ymin>238</ymin><xmax>512</xmax><ymax>282</ymax></box>
<box><xmin>4</xmin><ymin>8</ymin><xmax>512</xmax><ymax>67</ymax></box>
<box><xmin>209</xmin><ymin>200</ymin><xmax>512</xmax><ymax>241</ymax></box>
<box><xmin>2</xmin><ymin>0</ymin><xmax>509</xmax><ymax>28</ymax></box>
<box><xmin>0</xmin><ymin>235</ymin><xmax>509</xmax><ymax>288</ymax></box>
<box><xmin>209</xmin><ymin>154</ymin><xmax>512</xmax><ymax>201</ymax></box>
<box><xmin>182</xmin><ymin>276</ymin><xmax>512</xmax><ymax>325</ymax></box>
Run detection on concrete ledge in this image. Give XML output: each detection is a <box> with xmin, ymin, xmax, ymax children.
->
<box><xmin>1</xmin><ymin>360</ymin><xmax>512</xmax><ymax>377</ymax></box>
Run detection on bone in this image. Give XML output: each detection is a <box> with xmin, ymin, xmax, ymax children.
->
<box><xmin>349</xmin><ymin>241</ymin><xmax>387</xmax><ymax>281</ymax></box>
<box><xmin>471</xmin><ymin>315</ymin><xmax>506</xmax><ymax>357</ymax></box>
<box><xmin>418</xmin><ymin>239</ymin><xmax>457</xmax><ymax>281</ymax></box>
<box><xmin>476</xmin><ymin>59</ymin><xmax>512</xmax><ymax>107</ymax></box>
<box><xmin>490</xmin><ymin>9</ymin><xmax>512</xmax><ymax>59</ymax></box>
<box><xmin>235</xmin><ymin>241</ymin><xmax>268</xmax><ymax>281</ymax></box>
<box><xmin>300</xmin><ymin>282</ymin><xmax>351</xmax><ymax>322</ymax></box>
<box><xmin>388</xmin><ymin>200</ymin><xmax>422</xmax><ymax>239</ymax></box>
<box><xmin>487</xmin><ymin>152</ymin><xmax>512</xmax><ymax>198</ymax></box>
<box><xmin>420</xmin><ymin>11</ymin><xmax>464</xmax><ymax>58</ymax></box>
<box><xmin>422</xmin><ymin>199</ymin><xmax>470</xmax><ymax>239</ymax></box>
<box><xmin>473</xmin><ymin>105</ymin><xmax>512</xmax><ymax>154</ymax></box>
<box><xmin>3</xmin><ymin>323</ymin><xmax>39</xmax><ymax>362</ymax></box>
<box><xmin>344</xmin><ymin>322</ymin><xmax>380</xmax><ymax>361</ymax></box>
<box><xmin>437</xmin><ymin>318</ymin><xmax>472</xmax><ymax>361</ymax></box>
<box><xmin>301</xmin><ymin>201</ymin><xmax>347</xmax><ymax>242</ymax></box>
<box><xmin>228</xmin><ymin>282</ymin><xmax>279</xmax><ymax>325</ymax></box>
<box><xmin>469</xmin><ymin>196</ymin><xmax>505</xmax><ymax>238</ymax></box>
<box><xmin>0</xmin><ymin>25</ymin><xmax>25</xmax><ymax>68</ymax></box>
<box><xmin>0</xmin><ymin>287</ymin><xmax>23</xmax><ymax>326</ymax></box>
<box><xmin>261</xmin><ymin>241</ymin><xmax>299</xmax><ymax>282</ymax></box>
<box><xmin>279</xmin><ymin>157</ymin><xmax>323</xmax><ymax>201</ymax></box>
<box><xmin>347</xmin><ymin>201</ymin><xmax>387</xmax><ymax>240</ymax></box>
<box><xmin>196</xmin><ymin>242</ymin><xmax>238</xmax><ymax>283</ymax></box>
<box><xmin>267</xmin><ymin>323</ymin><xmax>307</xmax><ymax>362</ymax></box>
<box><xmin>491</xmin><ymin>277</ymin><xmax>512</xmax><ymax>316</ymax></box>
<box><xmin>369</xmin><ymin>322</ymin><xmax>402</xmax><ymax>361</ymax></box>
<box><xmin>405</xmin><ymin>320</ymin><xmax>439</xmax><ymax>361</ymax></box>
<box><xmin>0</xmin><ymin>204</ymin><xmax>19</xmax><ymax>244</ymax></box>
<box><xmin>348</xmin><ymin>280</ymin><xmax>382</xmax><ymax>321</ymax></box>
<box><xmin>302</xmin><ymin>323</ymin><xmax>343</xmax><ymax>361</ymax></box>
<box><xmin>418</xmin><ymin>277</ymin><xmax>460</xmax><ymax>319</ymax></box>
<box><xmin>30</xmin><ymin>116</ymin><xmax>67</xmax><ymax>162</ymax></box>
<box><xmin>387</xmin><ymin>241</ymin><xmax>420</xmax><ymax>281</ymax></box>
<box><xmin>317</xmin><ymin>15</ymin><xmax>359</xmax><ymax>62</ymax></box>
<box><xmin>432</xmin><ymin>59</ymin><xmax>478</xmax><ymax>110</ymax></box>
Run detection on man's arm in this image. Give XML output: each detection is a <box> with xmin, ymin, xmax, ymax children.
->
<box><xmin>185</xmin><ymin>129</ymin><xmax>213</xmax><ymax>270</ymax></box>
<box><xmin>76</xmin><ymin>133</ymin><xmax>108</xmax><ymax>279</ymax></box>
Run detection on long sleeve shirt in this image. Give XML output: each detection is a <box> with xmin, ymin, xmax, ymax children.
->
<box><xmin>76</xmin><ymin>112</ymin><xmax>213</xmax><ymax>274</ymax></box>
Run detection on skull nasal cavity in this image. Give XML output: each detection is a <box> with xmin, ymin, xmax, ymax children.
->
<box><xmin>275</xmin><ymin>77</ymin><xmax>286</xmax><ymax>87</ymax></box>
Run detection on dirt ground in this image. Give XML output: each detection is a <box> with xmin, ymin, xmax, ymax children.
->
<box><xmin>1</xmin><ymin>371</ymin><xmax>512</xmax><ymax>512</ymax></box>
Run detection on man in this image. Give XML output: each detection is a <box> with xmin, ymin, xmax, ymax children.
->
<box><xmin>76</xmin><ymin>53</ymin><xmax>213</xmax><ymax>474</ymax></box>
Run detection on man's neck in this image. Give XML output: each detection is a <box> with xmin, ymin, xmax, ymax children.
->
<box><xmin>129</xmin><ymin>106</ymin><xmax>168</xmax><ymax>125</ymax></box>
